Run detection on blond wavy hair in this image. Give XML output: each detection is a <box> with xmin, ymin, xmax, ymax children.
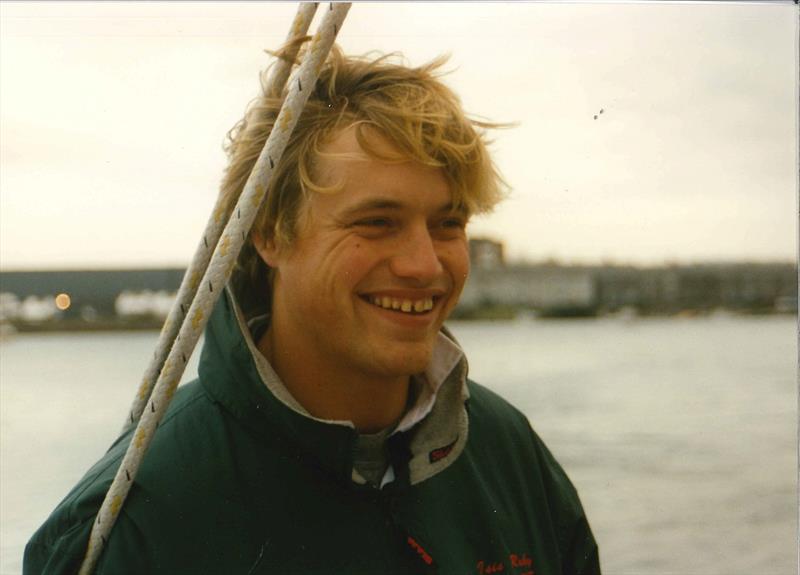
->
<box><xmin>221</xmin><ymin>42</ymin><xmax>507</xmax><ymax>309</ymax></box>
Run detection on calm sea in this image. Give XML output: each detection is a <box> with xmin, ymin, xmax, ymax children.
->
<box><xmin>1</xmin><ymin>315</ymin><xmax>796</xmax><ymax>574</ymax></box>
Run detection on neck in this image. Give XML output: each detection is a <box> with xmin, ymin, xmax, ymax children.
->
<box><xmin>257</xmin><ymin>325</ymin><xmax>410</xmax><ymax>433</ymax></box>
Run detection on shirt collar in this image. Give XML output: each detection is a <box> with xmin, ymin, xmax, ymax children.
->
<box><xmin>394</xmin><ymin>333</ymin><xmax>463</xmax><ymax>433</ymax></box>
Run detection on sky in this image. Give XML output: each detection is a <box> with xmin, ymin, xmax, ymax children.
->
<box><xmin>0</xmin><ymin>1</ymin><xmax>797</xmax><ymax>270</ymax></box>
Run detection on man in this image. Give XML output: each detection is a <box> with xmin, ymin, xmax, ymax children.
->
<box><xmin>25</xmin><ymin>46</ymin><xmax>600</xmax><ymax>574</ymax></box>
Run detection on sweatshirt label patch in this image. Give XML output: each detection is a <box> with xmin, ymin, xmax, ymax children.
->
<box><xmin>428</xmin><ymin>436</ymin><xmax>458</xmax><ymax>463</ymax></box>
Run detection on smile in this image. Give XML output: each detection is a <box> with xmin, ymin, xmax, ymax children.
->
<box><xmin>365</xmin><ymin>295</ymin><xmax>435</xmax><ymax>315</ymax></box>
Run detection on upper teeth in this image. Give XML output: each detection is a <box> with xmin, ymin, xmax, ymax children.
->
<box><xmin>370</xmin><ymin>296</ymin><xmax>434</xmax><ymax>313</ymax></box>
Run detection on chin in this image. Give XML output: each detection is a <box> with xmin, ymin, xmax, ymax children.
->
<box><xmin>374</xmin><ymin>343</ymin><xmax>433</xmax><ymax>377</ymax></box>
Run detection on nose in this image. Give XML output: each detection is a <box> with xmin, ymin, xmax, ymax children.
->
<box><xmin>389</xmin><ymin>223</ymin><xmax>443</xmax><ymax>283</ymax></box>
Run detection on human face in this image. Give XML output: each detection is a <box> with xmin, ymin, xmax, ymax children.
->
<box><xmin>260</xmin><ymin>128</ymin><xmax>470</xmax><ymax>381</ymax></box>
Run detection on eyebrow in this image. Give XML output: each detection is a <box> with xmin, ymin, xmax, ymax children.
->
<box><xmin>337</xmin><ymin>198</ymin><xmax>466</xmax><ymax>219</ymax></box>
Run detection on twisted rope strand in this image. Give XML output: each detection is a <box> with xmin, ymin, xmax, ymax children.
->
<box><xmin>265</xmin><ymin>2</ymin><xmax>319</xmax><ymax>97</ymax></box>
<box><xmin>121</xmin><ymin>2</ymin><xmax>319</xmax><ymax>435</ymax></box>
<box><xmin>79</xmin><ymin>4</ymin><xmax>351</xmax><ymax>573</ymax></box>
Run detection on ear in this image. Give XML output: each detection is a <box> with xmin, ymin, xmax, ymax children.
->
<box><xmin>251</xmin><ymin>231</ymin><xmax>281</xmax><ymax>268</ymax></box>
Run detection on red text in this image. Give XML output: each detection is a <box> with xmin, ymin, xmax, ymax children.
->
<box><xmin>477</xmin><ymin>560</ymin><xmax>505</xmax><ymax>574</ymax></box>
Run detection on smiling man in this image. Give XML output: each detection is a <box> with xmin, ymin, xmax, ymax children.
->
<box><xmin>253</xmin><ymin>126</ymin><xmax>470</xmax><ymax>433</ymax></box>
<box><xmin>25</xmin><ymin>46</ymin><xmax>600</xmax><ymax>574</ymax></box>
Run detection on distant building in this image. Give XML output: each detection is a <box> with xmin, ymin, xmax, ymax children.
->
<box><xmin>0</xmin><ymin>268</ymin><xmax>183</xmax><ymax>327</ymax></box>
<box><xmin>0</xmin><ymin>243</ymin><xmax>796</xmax><ymax>329</ymax></box>
<box><xmin>461</xmin><ymin>262</ymin><xmax>596</xmax><ymax>316</ymax></box>
<box><xmin>469</xmin><ymin>237</ymin><xmax>504</xmax><ymax>270</ymax></box>
<box><xmin>595</xmin><ymin>262</ymin><xmax>797</xmax><ymax>314</ymax></box>
<box><xmin>459</xmin><ymin>240</ymin><xmax>796</xmax><ymax>318</ymax></box>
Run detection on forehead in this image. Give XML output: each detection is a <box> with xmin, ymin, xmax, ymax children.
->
<box><xmin>314</xmin><ymin>125</ymin><xmax>402</xmax><ymax>183</ymax></box>
<box><xmin>311</xmin><ymin>126</ymin><xmax>454</xmax><ymax>211</ymax></box>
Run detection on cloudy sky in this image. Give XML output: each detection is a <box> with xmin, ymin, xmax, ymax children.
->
<box><xmin>1</xmin><ymin>2</ymin><xmax>796</xmax><ymax>270</ymax></box>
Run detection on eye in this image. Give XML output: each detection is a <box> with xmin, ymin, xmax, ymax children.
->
<box><xmin>441</xmin><ymin>217</ymin><xmax>466</xmax><ymax>229</ymax></box>
<box><xmin>436</xmin><ymin>216</ymin><xmax>468</xmax><ymax>232</ymax></box>
<box><xmin>356</xmin><ymin>217</ymin><xmax>393</xmax><ymax>228</ymax></box>
<box><xmin>349</xmin><ymin>217</ymin><xmax>397</xmax><ymax>237</ymax></box>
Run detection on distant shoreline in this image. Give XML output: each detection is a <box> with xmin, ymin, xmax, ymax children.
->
<box><xmin>2</xmin><ymin>306</ymin><xmax>795</xmax><ymax>335</ymax></box>
<box><xmin>5</xmin><ymin>318</ymin><xmax>165</xmax><ymax>334</ymax></box>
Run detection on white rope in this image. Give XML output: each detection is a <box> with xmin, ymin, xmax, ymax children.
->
<box><xmin>265</xmin><ymin>2</ymin><xmax>320</xmax><ymax>97</ymax></box>
<box><xmin>79</xmin><ymin>4</ymin><xmax>351</xmax><ymax>573</ymax></box>
<box><xmin>121</xmin><ymin>2</ymin><xmax>319</xmax><ymax>435</ymax></box>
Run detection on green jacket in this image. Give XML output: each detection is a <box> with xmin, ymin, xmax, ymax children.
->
<box><xmin>25</xmin><ymin>289</ymin><xmax>600</xmax><ymax>575</ymax></box>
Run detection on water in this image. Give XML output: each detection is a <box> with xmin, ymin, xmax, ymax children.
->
<box><xmin>1</xmin><ymin>316</ymin><xmax>796</xmax><ymax>574</ymax></box>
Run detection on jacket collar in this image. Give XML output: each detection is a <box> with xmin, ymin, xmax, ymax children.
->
<box><xmin>198</xmin><ymin>286</ymin><xmax>470</xmax><ymax>487</ymax></box>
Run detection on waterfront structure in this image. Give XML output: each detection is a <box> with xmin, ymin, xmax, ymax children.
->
<box><xmin>0</xmin><ymin>242</ymin><xmax>796</xmax><ymax>328</ymax></box>
<box><xmin>460</xmin><ymin>264</ymin><xmax>597</xmax><ymax>317</ymax></box>
<box><xmin>0</xmin><ymin>269</ymin><xmax>183</xmax><ymax>329</ymax></box>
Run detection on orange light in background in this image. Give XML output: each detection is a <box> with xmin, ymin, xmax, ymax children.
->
<box><xmin>55</xmin><ymin>293</ymin><xmax>71</xmax><ymax>311</ymax></box>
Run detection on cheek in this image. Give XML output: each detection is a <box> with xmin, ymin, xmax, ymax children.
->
<box><xmin>315</xmin><ymin>240</ymin><xmax>382</xmax><ymax>298</ymax></box>
<box><xmin>340</xmin><ymin>247</ymin><xmax>382</xmax><ymax>288</ymax></box>
<box><xmin>442</xmin><ymin>242</ymin><xmax>470</xmax><ymax>285</ymax></box>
